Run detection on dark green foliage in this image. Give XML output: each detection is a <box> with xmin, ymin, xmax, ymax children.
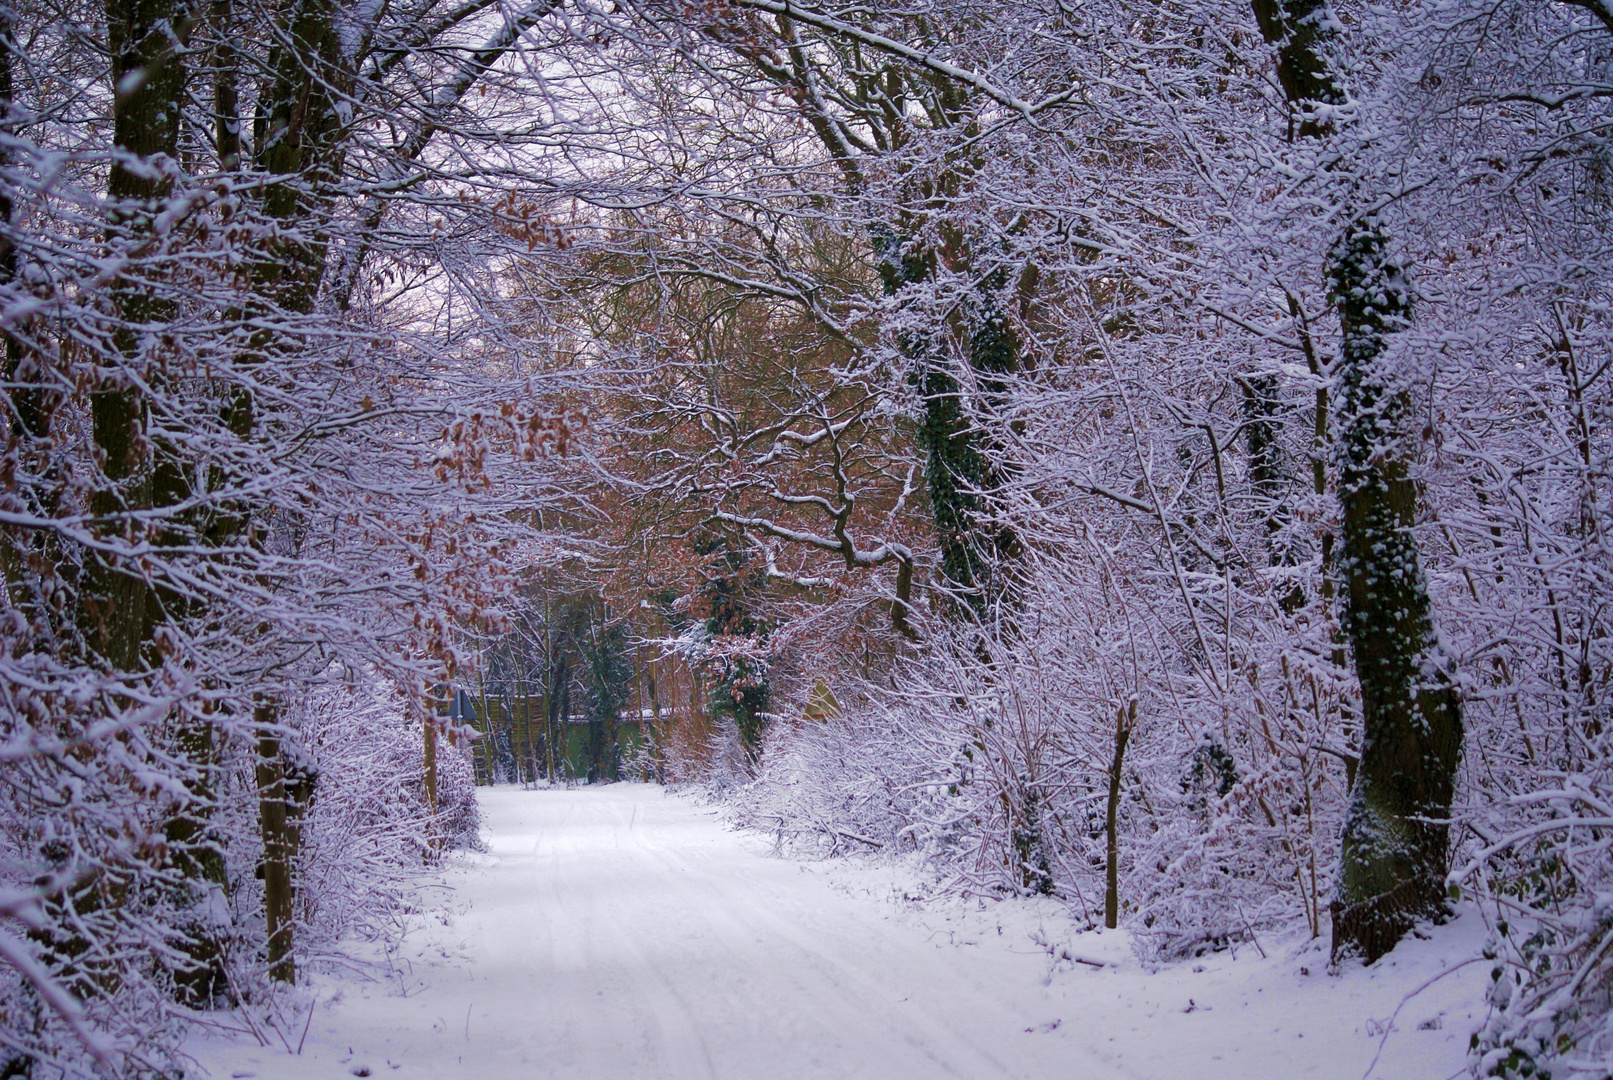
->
<box><xmin>915</xmin><ymin>357</ymin><xmax>1000</xmax><ymax>617</ymax></box>
<box><xmin>1184</xmin><ymin>737</ymin><xmax>1240</xmax><ymax>801</ymax></box>
<box><xmin>475</xmin><ymin>591</ymin><xmax>636</xmax><ymax>785</ymax></box>
<box><xmin>696</xmin><ymin>532</ymin><xmax>771</xmax><ymax>756</ymax></box>
<box><xmin>711</xmin><ymin>669</ymin><xmax>769</xmax><ymax>759</ymax></box>
<box><xmin>1012</xmin><ymin>783</ymin><xmax>1055</xmax><ymax>897</ymax></box>
<box><xmin>580</xmin><ymin>619</ymin><xmax>633</xmax><ymax>782</ymax></box>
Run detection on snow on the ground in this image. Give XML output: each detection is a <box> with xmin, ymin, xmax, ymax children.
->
<box><xmin>188</xmin><ymin>784</ymin><xmax>1490</xmax><ymax>1080</ymax></box>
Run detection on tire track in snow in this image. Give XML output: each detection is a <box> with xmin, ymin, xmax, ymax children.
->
<box><xmin>612</xmin><ymin>798</ymin><xmax>1027</xmax><ymax>1077</ymax></box>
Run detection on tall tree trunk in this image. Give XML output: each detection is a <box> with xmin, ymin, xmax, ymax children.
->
<box><xmin>541</xmin><ymin>684</ymin><xmax>554</xmax><ymax>782</ymax></box>
<box><xmin>552</xmin><ymin>649</ymin><xmax>571</xmax><ymax>780</ymax></box>
<box><xmin>423</xmin><ymin>711</ymin><xmax>439</xmax><ymax>827</ymax></box>
<box><xmin>1251</xmin><ymin>0</ymin><xmax>1464</xmax><ymax>964</ymax></box>
<box><xmin>644</xmin><ymin>650</ymin><xmax>665</xmax><ymax>783</ymax></box>
<box><xmin>233</xmin><ymin>0</ymin><xmax>351</xmax><ymax>967</ymax></box>
<box><xmin>254</xmin><ymin>0</ymin><xmax>345</xmax><ymax>315</ymax></box>
<box><xmin>211</xmin><ymin>0</ymin><xmax>241</xmax><ymax>172</ymax></box>
<box><xmin>0</xmin><ymin>8</ymin><xmax>62</xmax><ymax>619</ymax></box>
<box><xmin>165</xmin><ymin>710</ymin><xmax>233</xmax><ymax>1005</ymax></box>
<box><xmin>475</xmin><ymin>670</ymin><xmax>494</xmax><ymax>785</ymax></box>
<box><xmin>1327</xmin><ymin>222</ymin><xmax>1462</xmax><ymax>962</ymax></box>
<box><xmin>98</xmin><ymin>0</ymin><xmax>244</xmax><ymax>1004</ymax></box>
<box><xmin>746</xmin><ymin>38</ymin><xmax>1023</xmax><ymax>636</ymax></box>
<box><xmin>515</xmin><ymin>670</ymin><xmax>532</xmax><ymax>785</ymax></box>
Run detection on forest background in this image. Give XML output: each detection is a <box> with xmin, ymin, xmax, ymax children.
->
<box><xmin>0</xmin><ymin>0</ymin><xmax>1609</xmax><ymax>1076</ymax></box>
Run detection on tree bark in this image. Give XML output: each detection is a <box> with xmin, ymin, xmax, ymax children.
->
<box><xmin>0</xmin><ymin>9</ymin><xmax>63</xmax><ymax>619</ymax></box>
<box><xmin>423</xmin><ymin>712</ymin><xmax>439</xmax><ymax>826</ymax></box>
<box><xmin>253</xmin><ymin>0</ymin><xmax>346</xmax><ymax>315</ymax></box>
<box><xmin>97</xmin><ymin>0</ymin><xmax>246</xmax><ymax>1005</ymax></box>
<box><xmin>1105</xmin><ymin>701</ymin><xmax>1135</xmax><ymax>929</ymax></box>
<box><xmin>255</xmin><ymin>707</ymin><xmax>294</xmax><ymax>983</ymax></box>
<box><xmin>254</xmin><ymin>699</ymin><xmax>318</xmax><ymax>984</ymax></box>
<box><xmin>165</xmin><ymin>711</ymin><xmax>233</xmax><ymax>1005</ymax></box>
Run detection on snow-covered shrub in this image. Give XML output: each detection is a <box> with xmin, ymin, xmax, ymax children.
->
<box><xmin>283</xmin><ymin>678</ymin><xmax>480</xmax><ymax>968</ymax></box>
<box><xmin>0</xmin><ymin>663</ymin><xmax>209</xmax><ymax>1078</ymax></box>
<box><xmin>735</xmin><ymin>596</ymin><xmax>1348</xmax><ymax>949</ymax></box>
<box><xmin>1465</xmin><ymin>772</ymin><xmax>1613</xmax><ymax>1079</ymax></box>
<box><xmin>732</xmin><ymin>685</ymin><xmax>962</xmax><ymax>865</ymax></box>
<box><xmin>0</xmin><ymin>661</ymin><xmax>483</xmax><ymax>1077</ymax></box>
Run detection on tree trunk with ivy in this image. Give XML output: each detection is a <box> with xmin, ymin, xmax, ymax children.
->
<box><xmin>876</xmin><ymin>233</ymin><xmax>1024</xmax><ymax>625</ymax></box>
<box><xmin>1251</xmin><ymin>0</ymin><xmax>1463</xmax><ymax>964</ymax></box>
<box><xmin>1326</xmin><ymin>223</ymin><xmax>1462</xmax><ymax>962</ymax></box>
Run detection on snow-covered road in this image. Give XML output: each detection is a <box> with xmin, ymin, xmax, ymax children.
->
<box><xmin>192</xmin><ymin>785</ymin><xmax>1487</xmax><ymax>1080</ymax></box>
